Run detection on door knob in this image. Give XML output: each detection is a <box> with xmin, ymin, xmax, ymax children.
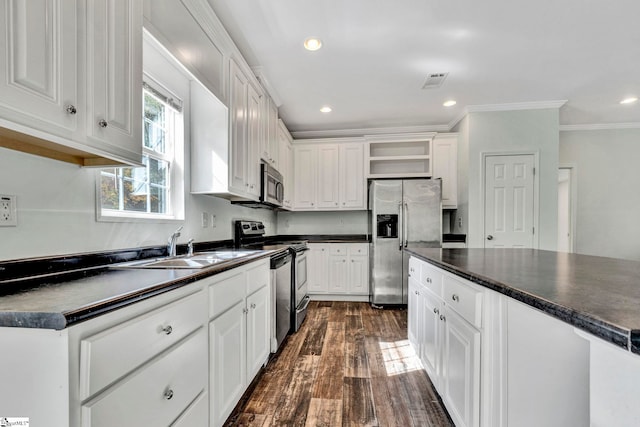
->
<box><xmin>487</xmin><ymin>235</ymin><xmax>494</xmax><ymax>240</ymax></box>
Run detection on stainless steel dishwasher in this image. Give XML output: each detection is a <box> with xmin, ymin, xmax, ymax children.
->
<box><xmin>270</xmin><ymin>250</ymin><xmax>292</xmax><ymax>353</ymax></box>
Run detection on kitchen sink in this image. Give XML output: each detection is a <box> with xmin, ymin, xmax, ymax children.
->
<box><xmin>111</xmin><ymin>250</ymin><xmax>262</xmax><ymax>270</ymax></box>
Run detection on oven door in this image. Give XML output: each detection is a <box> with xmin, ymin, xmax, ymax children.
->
<box><xmin>293</xmin><ymin>251</ymin><xmax>309</xmax><ymax>331</ymax></box>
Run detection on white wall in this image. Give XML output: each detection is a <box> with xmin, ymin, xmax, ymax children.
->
<box><xmin>452</xmin><ymin>115</ymin><xmax>469</xmax><ymax>235</ymax></box>
<box><xmin>559</xmin><ymin>128</ymin><xmax>640</xmax><ymax>261</ymax></box>
<box><xmin>0</xmin><ymin>147</ymin><xmax>275</xmax><ymax>261</ymax></box>
<box><xmin>463</xmin><ymin>109</ymin><xmax>559</xmax><ymax>249</ymax></box>
<box><xmin>276</xmin><ymin>210</ymin><xmax>368</xmax><ymax>235</ymax></box>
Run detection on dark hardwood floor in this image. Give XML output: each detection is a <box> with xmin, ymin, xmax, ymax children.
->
<box><xmin>226</xmin><ymin>301</ymin><xmax>454</xmax><ymax>427</ymax></box>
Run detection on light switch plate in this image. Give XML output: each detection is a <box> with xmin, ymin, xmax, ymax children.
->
<box><xmin>0</xmin><ymin>195</ymin><xmax>17</xmax><ymax>226</ymax></box>
<box><xmin>201</xmin><ymin>211</ymin><xmax>209</xmax><ymax>228</ymax></box>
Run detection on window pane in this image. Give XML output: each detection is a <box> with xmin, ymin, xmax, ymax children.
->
<box><xmin>123</xmin><ymin>176</ymin><xmax>148</xmax><ymax>212</ymax></box>
<box><xmin>144</xmin><ymin>92</ymin><xmax>166</xmax><ymax>153</ymax></box>
<box><xmin>100</xmin><ymin>171</ymin><xmax>119</xmax><ymax>210</ymax></box>
<box><xmin>150</xmin><ymin>185</ymin><xmax>167</xmax><ymax>213</ymax></box>
<box><xmin>148</xmin><ymin>157</ymin><xmax>168</xmax><ymax>186</ymax></box>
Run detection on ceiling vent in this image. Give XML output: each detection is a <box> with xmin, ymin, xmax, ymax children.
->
<box><xmin>422</xmin><ymin>72</ymin><xmax>449</xmax><ymax>89</ymax></box>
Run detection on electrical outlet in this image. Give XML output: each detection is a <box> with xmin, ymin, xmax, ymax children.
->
<box><xmin>201</xmin><ymin>211</ymin><xmax>209</xmax><ymax>228</ymax></box>
<box><xmin>0</xmin><ymin>195</ymin><xmax>17</xmax><ymax>226</ymax></box>
<box><xmin>210</xmin><ymin>214</ymin><xmax>216</xmax><ymax>228</ymax></box>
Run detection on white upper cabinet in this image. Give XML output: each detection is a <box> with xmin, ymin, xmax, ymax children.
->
<box><xmin>85</xmin><ymin>0</ymin><xmax>143</xmax><ymax>162</ymax></box>
<box><xmin>261</xmin><ymin>97</ymin><xmax>279</xmax><ymax>168</ymax></box>
<box><xmin>246</xmin><ymin>81</ymin><xmax>262</xmax><ymax>198</ymax></box>
<box><xmin>277</xmin><ymin>120</ymin><xmax>293</xmax><ymax>209</ymax></box>
<box><xmin>0</xmin><ymin>0</ymin><xmax>78</xmax><ymax>136</ymax></box>
<box><xmin>316</xmin><ymin>145</ymin><xmax>340</xmax><ymax>208</ymax></box>
<box><xmin>293</xmin><ymin>145</ymin><xmax>318</xmax><ymax>209</ymax></box>
<box><xmin>292</xmin><ymin>139</ymin><xmax>366</xmax><ymax>211</ymax></box>
<box><xmin>340</xmin><ymin>143</ymin><xmax>365</xmax><ymax>209</ymax></box>
<box><xmin>432</xmin><ymin>134</ymin><xmax>458</xmax><ymax>209</ymax></box>
<box><xmin>0</xmin><ymin>0</ymin><xmax>143</xmax><ymax>166</ymax></box>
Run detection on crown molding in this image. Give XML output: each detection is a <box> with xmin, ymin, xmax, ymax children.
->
<box><xmin>559</xmin><ymin>122</ymin><xmax>640</xmax><ymax>131</ymax></box>
<box><xmin>447</xmin><ymin>109</ymin><xmax>469</xmax><ymax>131</ymax></box>
<box><xmin>466</xmin><ymin>100</ymin><xmax>568</xmax><ymax>113</ymax></box>
<box><xmin>251</xmin><ymin>66</ymin><xmax>282</xmax><ymax>107</ymax></box>
<box><xmin>290</xmin><ymin>124</ymin><xmax>449</xmax><ymax>140</ymax></box>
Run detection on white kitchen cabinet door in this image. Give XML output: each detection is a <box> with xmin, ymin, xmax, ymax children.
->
<box><xmin>293</xmin><ymin>145</ymin><xmax>317</xmax><ymax>209</ymax></box>
<box><xmin>246</xmin><ymin>285</ymin><xmax>269</xmax><ymax>381</ymax></box>
<box><xmin>0</xmin><ymin>0</ymin><xmax>79</xmax><ymax>137</ymax></box>
<box><xmin>278</xmin><ymin>125</ymin><xmax>294</xmax><ymax>209</ymax></box>
<box><xmin>408</xmin><ymin>277</ymin><xmax>421</xmax><ymax>352</ymax></box>
<box><xmin>432</xmin><ymin>135</ymin><xmax>458</xmax><ymax>209</ymax></box>
<box><xmin>265</xmin><ymin>98</ymin><xmax>279</xmax><ymax>168</ymax></box>
<box><xmin>340</xmin><ymin>143</ymin><xmax>365</xmax><ymax>209</ymax></box>
<box><xmin>442</xmin><ymin>307</ymin><xmax>480</xmax><ymax>427</ymax></box>
<box><xmin>308</xmin><ymin>244</ymin><xmax>329</xmax><ymax>293</ymax></box>
<box><xmin>85</xmin><ymin>0</ymin><xmax>143</xmax><ymax>162</ymax></box>
<box><xmin>420</xmin><ymin>287</ymin><xmax>442</xmax><ymax>387</ymax></box>
<box><xmin>348</xmin><ymin>254</ymin><xmax>368</xmax><ymax>294</ymax></box>
<box><xmin>210</xmin><ymin>300</ymin><xmax>246</xmax><ymax>427</ymax></box>
<box><xmin>328</xmin><ymin>254</ymin><xmax>348</xmax><ymax>293</ymax></box>
<box><xmin>246</xmin><ymin>82</ymin><xmax>262</xmax><ymax>198</ymax></box>
<box><xmin>316</xmin><ymin>145</ymin><xmax>340</xmax><ymax>208</ymax></box>
<box><xmin>229</xmin><ymin>59</ymin><xmax>249</xmax><ymax>196</ymax></box>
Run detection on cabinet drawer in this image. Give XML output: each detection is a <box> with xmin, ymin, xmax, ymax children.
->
<box><xmin>81</xmin><ymin>329</ymin><xmax>207</xmax><ymax>427</ymax></box>
<box><xmin>348</xmin><ymin>244</ymin><xmax>368</xmax><ymax>256</ymax></box>
<box><xmin>330</xmin><ymin>245</ymin><xmax>347</xmax><ymax>255</ymax></box>
<box><xmin>173</xmin><ymin>391</ymin><xmax>208</xmax><ymax>427</ymax></box>
<box><xmin>246</xmin><ymin>259</ymin><xmax>269</xmax><ymax>295</ymax></box>
<box><xmin>420</xmin><ymin>263</ymin><xmax>443</xmax><ymax>297</ymax></box>
<box><xmin>209</xmin><ymin>270</ymin><xmax>245</xmax><ymax>319</ymax></box>
<box><xmin>443</xmin><ymin>275</ymin><xmax>483</xmax><ymax>328</ymax></box>
<box><xmin>79</xmin><ymin>291</ymin><xmax>205</xmax><ymax>400</ymax></box>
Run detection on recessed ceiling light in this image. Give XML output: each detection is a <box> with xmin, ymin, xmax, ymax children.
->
<box><xmin>620</xmin><ymin>97</ymin><xmax>638</xmax><ymax>105</ymax></box>
<box><xmin>304</xmin><ymin>37</ymin><xmax>322</xmax><ymax>51</ymax></box>
<box><xmin>443</xmin><ymin>100</ymin><xmax>457</xmax><ymax>107</ymax></box>
<box><xmin>320</xmin><ymin>106</ymin><xmax>332</xmax><ymax>113</ymax></box>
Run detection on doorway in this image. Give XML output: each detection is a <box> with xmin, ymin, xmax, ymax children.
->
<box><xmin>557</xmin><ymin>167</ymin><xmax>575</xmax><ymax>252</ymax></box>
<box><xmin>483</xmin><ymin>154</ymin><xmax>536</xmax><ymax>248</ymax></box>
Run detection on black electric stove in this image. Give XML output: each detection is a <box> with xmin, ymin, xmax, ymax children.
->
<box><xmin>234</xmin><ymin>221</ymin><xmax>310</xmax><ymax>333</ymax></box>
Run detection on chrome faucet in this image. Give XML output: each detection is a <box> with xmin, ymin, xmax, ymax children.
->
<box><xmin>167</xmin><ymin>226</ymin><xmax>183</xmax><ymax>257</ymax></box>
<box><xmin>187</xmin><ymin>238</ymin><xmax>195</xmax><ymax>257</ymax></box>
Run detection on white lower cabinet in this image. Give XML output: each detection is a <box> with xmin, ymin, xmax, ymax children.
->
<box><xmin>308</xmin><ymin>243</ymin><xmax>369</xmax><ymax>299</ymax></box>
<box><xmin>409</xmin><ymin>257</ymin><xmax>482</xmax><ymax>427</ymax></box>
<box><xmin>208</xmin><ymin>259</ymin><xmax>270</xmax><ymax>427</ymax></box>
<box><xmin>0</xmin><ymin>258</ymin><xmax>271</xmax><ymax>427</ymax></box>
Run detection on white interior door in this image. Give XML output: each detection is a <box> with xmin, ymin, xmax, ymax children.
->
<box><xmin>484</xmin><ymin>155</ymin><xmax>535</xmax><ymax>248</ymax></box>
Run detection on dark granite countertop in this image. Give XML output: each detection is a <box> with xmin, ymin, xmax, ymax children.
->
<box><xmin>405</xmin><ymin>248</ymin><xmax>640</xmax><ymax>354</ymax></box>
<box><xmin>273</xmin><ymin>234</ymin><xmax>370</xmax><ymax>243</ymax></box>
<box><xmin>0</xmin><ymin>250</ymin><xmax>283</xmax><ymax>330</ymax></box>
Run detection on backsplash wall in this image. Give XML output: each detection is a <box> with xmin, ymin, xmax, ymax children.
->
<box><xmin>276</xmin><ymin>211</ymin><xmax>369</xmax><ymax>235</ymax></box>
<box><xmin>0</xmin><ymin>147</ymin><xmax>276</xmax><ymax>261</ymax></box>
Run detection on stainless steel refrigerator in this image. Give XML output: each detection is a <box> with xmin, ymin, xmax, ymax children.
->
<box><xmin>369</xmin><ymin>179</ymin><xmax>442</xmax><ymax>305</ymax></box>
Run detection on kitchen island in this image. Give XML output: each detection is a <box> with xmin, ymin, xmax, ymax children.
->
<box><xmin>406</xmin><ymin>247</ymin><xmax>640</xmax><ymax>427</ymax></box>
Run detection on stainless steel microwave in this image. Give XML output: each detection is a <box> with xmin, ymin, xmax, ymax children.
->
<box><xmin>261</xmin><ymin>162</ymin><xmax>284</xmax><ymax>208</ymax></box>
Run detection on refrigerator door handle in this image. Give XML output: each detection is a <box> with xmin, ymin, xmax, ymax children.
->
<box><xmin>404</xmin><ymin>202</ymin><xmax>409</xmax><ymax>247</ymax></box>
<box><xmin>398</xmin><ymin>201</ymin><xmax>403</xmax><ymax>251</ymax></box>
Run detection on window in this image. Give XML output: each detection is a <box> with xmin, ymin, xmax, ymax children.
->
<box><xmin>98</xmin><ymin>76</ymin><xmax>185</xmax><ymax>221</ymax></box>
<box><xmin>97</xmin><ymin>31</ymin><xmax>188</xmax><ymax>222</ymax></box>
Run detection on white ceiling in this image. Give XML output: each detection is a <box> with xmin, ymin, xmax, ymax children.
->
<box><xmin>206</xmin><ymin>0</ymin><xmax>640</xmax><ymax>136</ymax></box>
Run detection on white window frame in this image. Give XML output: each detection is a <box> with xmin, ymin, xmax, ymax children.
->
<box><xmin>96</xmin><ymin>33</ymin><xmax>186</xmax><ymax>223</ymax></box>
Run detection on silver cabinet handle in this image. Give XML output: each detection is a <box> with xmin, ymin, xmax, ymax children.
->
<box><xmin>250</xmin><ymin>303</ymin><xmax>256</xmax><ymax>309</ymax></box>
<box><xmin>440</xmin><ymin>314</ymin><xmax>446</xmax><ymax>322</ymax></box>
<box><xmin>426</xmin><ymin>278</ymin><xmax>432</xmax><ymax>283</ymax></box>
<box><xmin>351</xmin><ymin>259</ymin><xmax>354</xmax><ymax>263</ymax></box>
<box><xmin>433</xmin><ymin>308</ymin><xmax>439</xmax><ymax>314</ymax></box>
<box><xmin>343</xmin><ymin>259</ymin><xmax>346</xmax><ymax>263</ymax></box>
<box><xmin>162</xmin><ymin>325</ymin><xmax>173</xmax><ymax>335</ymax></box>
<box><xmin>164</xmin><ymin>388</ymin><xmax>174</xmax><ymax>400</ymax></box>
<box><xmin>243</xmin><ymin>308</ymin><xmax>249</xmax><ymax>314</ymax></box>
<box><xmin>98</xmin><ymin>119</ymin><xmax>108</xmax><ymax>128</ymax></box>
<box><xmin>335</xmin><ymin>202</ymin><xmax>338</xmax><ymax>206</ymax></box>
<box><xmin>487</xmin><ymin>235</ymin><xmax>494</xmax><ymax>241</ymax></box>
<box><xmin>66</xmin><ymin>105</ymin><xmax>77</xmax><ymax>115</ymax></box>
<box><xmin>452</xmin><ymin>294</ymin><xmax>459</xmax><ymax>302</ymax></box>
